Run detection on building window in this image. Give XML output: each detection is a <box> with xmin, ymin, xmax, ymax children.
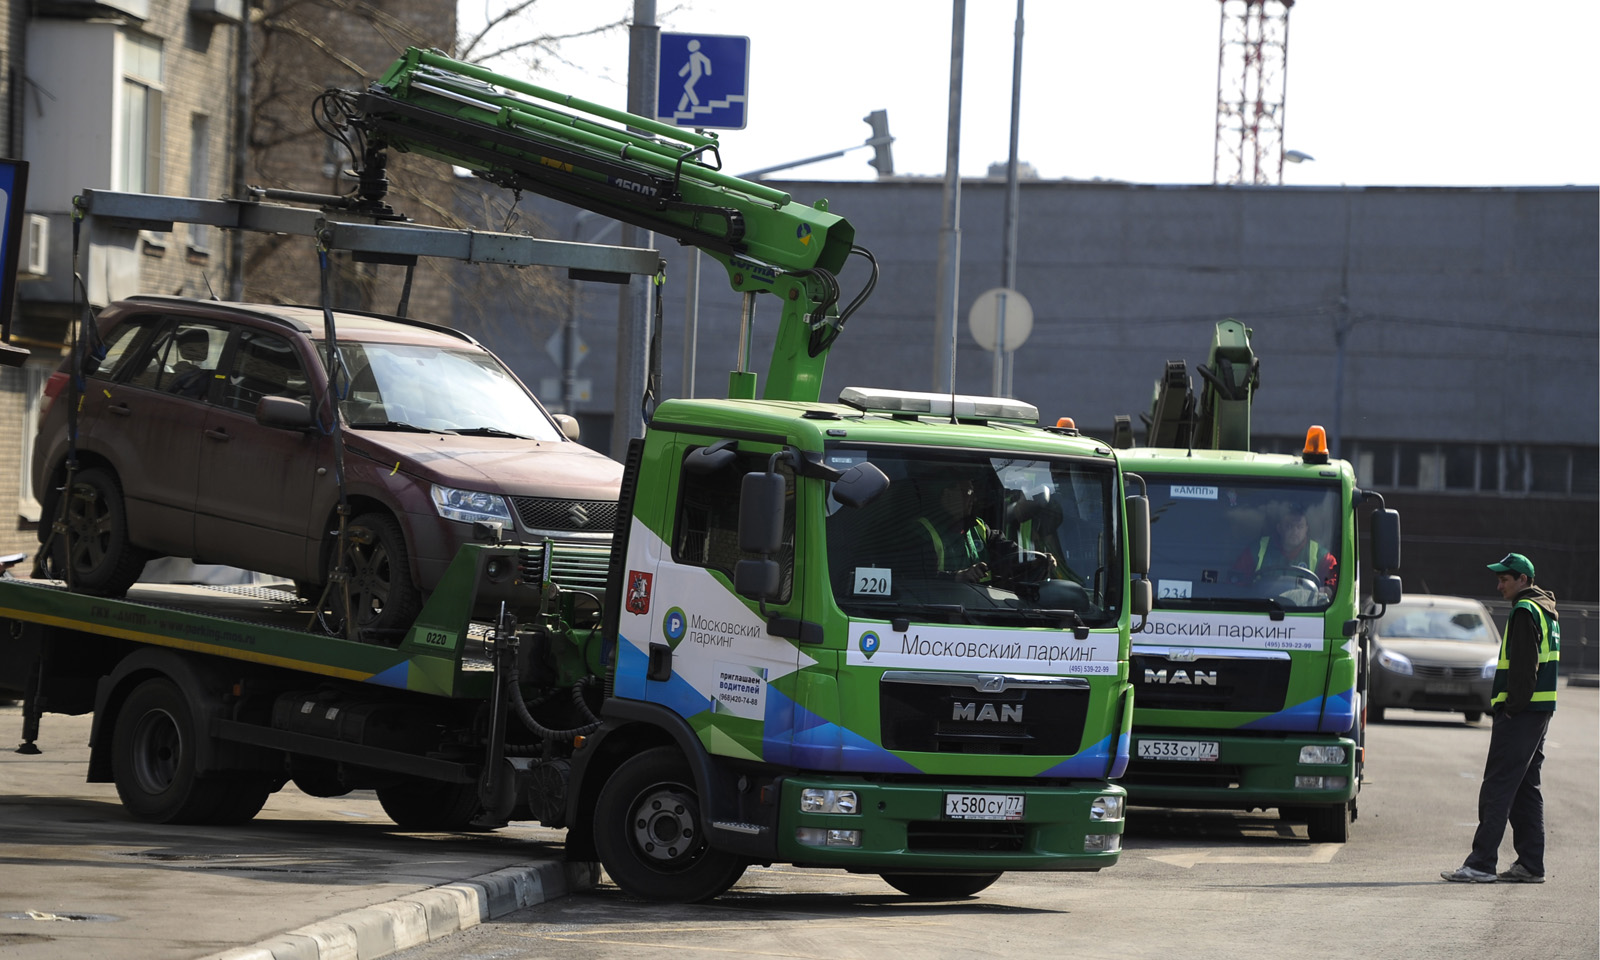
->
<box><xmin>18</xmin><ymin>367</ymin><xmax>48</xmax><ymax>522</ymax></box>
<box><xmin>188</xmin><ymin>113</ymin><xmax>212</xmax><ymax>253</ymax></box>
<box><xmin>120</xmin><ymin>33</ymin><xmax>164</xmax><ymax>193</ymax></box>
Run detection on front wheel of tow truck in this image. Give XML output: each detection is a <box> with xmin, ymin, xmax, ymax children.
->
<box><xmin>1304</xmin><ymin>801</ymin><xmax>1352</xmax><ymax>843</ymax></box>
<box><xmin>593</xmin><ymin>747</ymin><xmax>747</xmax><ymax>902</ymax></box>
<box><xmin>112</xmin><ymin>678</ymin><xmax>229</xmax><ymax>823</ymax></box>
<box><xmin>879</xmin><ymin>873</ymin><xmax>1003</xmax><ymax>899</ymax></box>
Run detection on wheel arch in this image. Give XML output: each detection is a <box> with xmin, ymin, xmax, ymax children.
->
<box><xmin>564</xmin><ymin>702</ymin><xmax>699</xmax><ymax>861</ymax></box>
<box><xmin>88</xmin><ymin>647</ymin><xmax>236</xmax><ymax>782</ymax></box>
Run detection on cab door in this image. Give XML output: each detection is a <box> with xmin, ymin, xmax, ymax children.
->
<box><xmin>194</xmin><ymin>326</ymin><xmax>333</xmax><ymax>578</ymax></box>
<box><xmin>641</xmin><ymin>435</ymin><xmax>805</xmax><ymax>761</ymax></box>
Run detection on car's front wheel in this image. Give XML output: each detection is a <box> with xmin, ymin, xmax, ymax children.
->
<box><xmin>328</xmin><ymin>512</ymin><xmax>422</xmax><ymax>643</ymax></box>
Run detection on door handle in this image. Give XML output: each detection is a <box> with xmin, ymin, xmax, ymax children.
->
<box><xmin>107</xmin><ymin>403</ymin><xmax>131</xmax><ymax>416</ymax></box>
<box><xmin>203</xmin><ymin>428</ymin><xmax>231</xmax><ymax>441</ymax></box>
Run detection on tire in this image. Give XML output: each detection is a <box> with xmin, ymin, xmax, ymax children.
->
<box><xmin>205</xmin><ymin>776</ymin><xmax>274</xmax><ymax>825</ymax></box>
<box><xmin>58</xmin><ymin>468</ymin><xmax>148</xmax><ymax>597</ymax></box>
<box><xmin>880</xmin><ymin>873</ymin><xmax>1003</xmax><ymax>899</ymax></box>
<box><xmin>593</xmin><ymin>747</ymin><xmax>746</xmax><ymax>902</ymax></box>
<box><xmin>112</xmin><ymin>678</ymin><xmax>228</xmax><ymax>823</ymax></box>
<box><xmin>332</xmin><ymin>513</ymin><xmax>422</xmax><ymax>642</ymax></box>
<box><xmin>1305</xmin><ymin>802</ymin><xmax>1351</xmax><ymax>843</ymax></box>
<box><xmin>377</xmin><ymin>778</ymin><xmax>485</xmax><ymax>831</ymax></box>
<box><xmin>1464</xmin><ymin>710</ymin><xmax>1483</xmax><ymax>723</ymax></box>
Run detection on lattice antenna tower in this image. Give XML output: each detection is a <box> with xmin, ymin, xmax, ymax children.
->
<box><xmin>1213</xmin><ymin>0</ymin><xmax>1294</xmax><ymax>185</ymax></box>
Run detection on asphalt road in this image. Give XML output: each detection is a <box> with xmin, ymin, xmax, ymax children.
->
<box><xmin>387</xmin><ymin>686</ymin><xmax>1599</xmax><ymax>960</ymax></box>
<box><xmin>2</xmin><ymin>688</ymin><xmax>1595</xmax><ymax>960</ymax></box>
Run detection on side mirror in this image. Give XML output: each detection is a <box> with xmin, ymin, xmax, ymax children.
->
<box><xmin>734</xmin><ymin>558</ymin><xmax>781</xmax><ymax>600</ymax></box>
<box><xmin>553</xmin><ymin>414</ymin><xmax>580</xmax><ymax>441</ymax></box>
<box><xmin>1128</xmin><ymin>578</ymin><xmax>1153</xmax><ymax>618</ymax></box>
<box><xmin>685</xmin><ymin>439</ymin><xmax>739</xmax><ymax>475</ymax></box>
<box><xmin>256</xmin><ymin>396</ymin><xmax>314</xmax><ymax>430</ymax></box>
<box><xmin>831</xmin><ymin>462</ymin><xmax>889</xmax><ymax>508</ymax></box>
<box><xmin>1372</xmin><ymin>574</ymin><xmax>1402</xmax><ymax>607</ymax></box>
<box><xmin>738</xmin><ymin>472</ymin><xmax>786</xmax><ymax>555</ymax></box>
<box><xmin>1370</xmin><ymin>507</ymin><xmax>1401</xmax><ymax>572</ymax></box>
<box><xmin>1125</xmin><ymin>494</ymin><xmax>1151</xmax><ymax>576</ymax></box>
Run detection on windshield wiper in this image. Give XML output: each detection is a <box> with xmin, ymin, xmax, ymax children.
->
<box><xmin>349</xmin><ymin>420</ymin><xmax>453</xmax><ymax>434</ymax></box>
<box><xmin>453</xmin><ymin>426</ymin><xmax>533</xmax><ymax>439</ymax></box>
<box><xmin>848</xmin><ymin>600</ymin><xmax>973</xmax><ymax>623</ymax></box>
<box><xmin>1158</xmin><ymin>596</ymin><xmax>1286</xmax><ymax>619</ymax></box>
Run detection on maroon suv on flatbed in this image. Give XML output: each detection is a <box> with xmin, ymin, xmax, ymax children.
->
<box><xmin>33</xmin><ymin>296</ymin><xmax>622</xmax><ymax>639</ymax></box>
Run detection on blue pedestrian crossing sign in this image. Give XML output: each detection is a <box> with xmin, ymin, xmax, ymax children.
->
<box><xmin>656</xmin><ymin>32</ymin><xmax>750</xmax><ymax>130</ymax></box>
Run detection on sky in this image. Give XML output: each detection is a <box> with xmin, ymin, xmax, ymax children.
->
<box><xmin>459</xmin><ymin>0</ymin><xmax>1600</xmax><ymax>188</ymax></box>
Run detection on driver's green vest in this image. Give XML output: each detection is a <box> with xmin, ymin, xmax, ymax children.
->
<box><xmin>1255</xmin><ymin>537</ymin><xmax>1322</xmax><ymax>572</ymax></box>
<box><xmin>916</xmin><ymin>516</ymin><xmax>989</xmax><ymax>573</ymax></box>
<box><xmin>1490</xmin><ymin>598</ymin><xmax>1560</xmax><ymax>711</ymax></box>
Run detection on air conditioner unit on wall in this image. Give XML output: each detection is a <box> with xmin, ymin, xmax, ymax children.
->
<box><xmin>23</xmin><ymin>214</ymin><xmax>49</xmax><ymax>276</ymax></box>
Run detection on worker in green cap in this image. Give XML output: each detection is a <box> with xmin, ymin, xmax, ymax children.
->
<box><xmin>1441</xmin><ymin>552</ymin><xmax>1560</xmax><ymax>884</ymax></box>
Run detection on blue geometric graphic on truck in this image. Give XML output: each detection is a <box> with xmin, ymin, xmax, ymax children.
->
<box><xmin>613</xmin><ymin>635</ymin><xmax>712</xmax><ymax>717</ymax></box>
<box><xmin>761</xmin><ymin>687</ymin><xmax>921</xmax><ymax>774</ymax></box>
<box><xmin>1240</xmin><ymin>688</ymin><xmax>1355</xmax><ymax>733</ymax></box>
<box><xmin>1037</xmin><ymin>732</ymin><xmax>1120</xmax><ymax>779</ymax></box>
<box><xmin>365</xmin><ymin>661</ymin><xmax>411</xmax><ymax>690</ymax></box>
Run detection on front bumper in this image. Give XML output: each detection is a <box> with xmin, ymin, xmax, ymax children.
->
<box><xmin>1371</xmin><ymin>672</ymin><xmax>1493</xmax><ymax>714</ymax></box>
<box><xmin>1121</xmin><ymin>731</ymin><xmax>1357</xmax><ymax>808</ymax></box>
<box><xmin>774</xmin><ymin>776</ymin><xmax>1125</xmax><ymax>872</ymax></box>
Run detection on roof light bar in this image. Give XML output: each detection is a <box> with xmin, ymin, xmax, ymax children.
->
<box><xmin>838</xmin><ymin>387</ymin><xmax>1039</xmax><ymax>423</ymax></box>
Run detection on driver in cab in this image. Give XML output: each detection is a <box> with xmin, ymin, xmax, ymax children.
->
<box><xmin>1230</xmin><ymin>500</ymin><xmax>1338</xmax><ymax>592</ymax></box>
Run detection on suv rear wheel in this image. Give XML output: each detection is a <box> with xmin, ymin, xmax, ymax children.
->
<box><xmin>51</xmin><ymin>468</ymin><xmax>148</xmax><ymax>597</ymax></box>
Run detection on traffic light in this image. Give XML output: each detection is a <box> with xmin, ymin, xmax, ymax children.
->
<box><xmin>863</xmin><ymin>110</ymin><xmax>894</xmax><ymax>177</ymax></box>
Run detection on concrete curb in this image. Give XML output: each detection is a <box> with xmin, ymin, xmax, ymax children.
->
<box><xmin>200</xmin><ymin>860</ymin><xmax>599</xmax><ymax>960</ymax></box>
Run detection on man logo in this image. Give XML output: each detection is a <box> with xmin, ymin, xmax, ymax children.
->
<box><xmin>952</xmin><ymin>702</ymin><xmax>1023</xmax><ymax>723</ymax></box>
<box><xmin>1143</xmin><ymin>669</ymin><xmax>1218</xmax><ymax>685</ymax></box>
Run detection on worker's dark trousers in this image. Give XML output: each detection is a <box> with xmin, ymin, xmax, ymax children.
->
<box><xmin>1464</xmin><ymin>707</ymin><xmax>1552</xmax><ymax>876</ymax></box>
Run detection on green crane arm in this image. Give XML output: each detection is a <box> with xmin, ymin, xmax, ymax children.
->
<box><xmin>1135</xmin><ymin>319</ymin><xmax>1260</xmax><ymax>451</ymax></box>
<box><xmin>336</xmin><ymin>47</ymin><xmax>867</xmax><ymax>403</ymax></box>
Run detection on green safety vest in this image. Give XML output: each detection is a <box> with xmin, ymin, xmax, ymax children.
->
<box><xmin>1490</xmin><ymin>598</ymin><xmax>1560</xmax><ymax>710</ymax></box>
<box><xmin>1256</xmin><ymin>536</ymin><xmax>1322</xmax><ymax>572</ymax></box>
<box><xmin>915</xmin><ymin>516</ymin><xmax>988</xmax><ymax>573</ymax></box>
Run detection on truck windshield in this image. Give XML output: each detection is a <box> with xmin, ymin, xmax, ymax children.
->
<box><xmin>824</xmin><ymin>447</ymin><xmax>1122</xmax><ymax>628</ymax></box>
<box><xmin>1146</xmin><ymin>477</ymin><xmax>1342</xmax><ymax>612</ymax></box>
<box><xmin>321</xmin><ymin>340</ymin><xmax>563</xmax><ymax>441</ymax></box>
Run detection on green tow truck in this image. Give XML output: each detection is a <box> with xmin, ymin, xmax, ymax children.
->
<box><xmin>0</xmin><ymin>49</ymin><xmax>1153</xmax><ymax>901</ymax></box>
<box><xmin>1112</xmin><ymin>320</ymin><xmax>1402</xmax><ymax>842</ymax></box>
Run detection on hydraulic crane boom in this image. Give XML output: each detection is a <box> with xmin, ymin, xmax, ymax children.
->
<box><xmin>1134</xmin><ymin>318</ymin><xmax>1260</xmax><ymax>450</ymax></box>
<box><xmin>328</xmin><ymin>47</ymin><xmax>871</xmax><ymax>403</ymax></box>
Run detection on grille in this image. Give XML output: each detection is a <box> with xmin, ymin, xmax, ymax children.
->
<box><xmin>1131</xmin><ymin>654</ymin><xmax>1291</xmax><ymax>712</ymax></box>
<box><xmin>880</xmin><ymin>682</ymin><xmax>1088</xmax><ymax>756</ymax></box>
<box><xmin>511</xmin><ymin>497</ymin><xmax>617</xmax><ymax>533</ymax></box>
<box><xmin>907</xmin><ymin>820</ymin><xmax>1028</xmax><ymax>853</ymax></box>
<box><xmin>517</xmin><ymin>540</ymin><xmax>613</xmax><ymax>597</ymax></box>
<box><xmin>1412</xmin><ymin>664</ymin><xmax>1481</xmax><ymax>680</ymax></box>
<box><xmin>1121</xmin><ymin>761</ymin><xmax>1244</xmax><ymax>790</ymax></box>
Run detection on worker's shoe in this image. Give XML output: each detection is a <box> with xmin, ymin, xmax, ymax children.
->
<box><xmin>1497</xmin><ymin>863</ymin><xmax>1545</xmax><ymax>883</ymax></box>
<box><xmin>1440</xmin><ymin>865</ymin><xmax>1497</xmax><ymax>883</ymax></box>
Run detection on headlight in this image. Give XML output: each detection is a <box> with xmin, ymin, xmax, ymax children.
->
<box><xmin>1299</xmin><ymin>745</ymin><xmax>1347</xmax><ymax>765</ymax></box>
<box><xmin>1090</xmin><ymin>794</ymin><xmax>1125</xmax><ymax>821</ymax></box>
<box><xmin>431</xmin><ymin>484</ymin><xmax>513</xmax><ymax>525</ymax></box>
<box><xmin>1376</xmin><ymin>649</ymin><xmax>1413</xmax><ymax>676</ymax></box>
<box><xmin>1482</xmin><ymin>659</ymin><xmax>1498</xmax><ymax>680</ymax></box>
<box><xmin>800</xmin><ymin>789</ymin><xmax>859</xmax><ymax>815</ymax></box>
